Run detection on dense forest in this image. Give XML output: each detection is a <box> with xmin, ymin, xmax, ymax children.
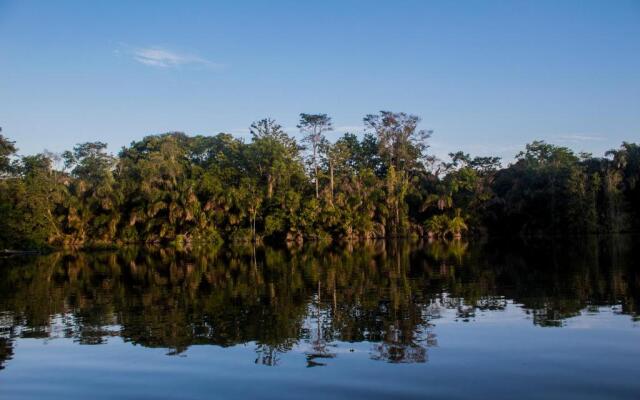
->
<box><xmin>0</xmin><ymin>112</ymin><xmax>638</xmax><ymax>249</ymax></box>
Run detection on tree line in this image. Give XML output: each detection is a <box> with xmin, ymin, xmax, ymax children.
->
<box><xmin>0</xmin><ymin>112</ymin><xmax>638</xmax><ymax>249</ymax></box>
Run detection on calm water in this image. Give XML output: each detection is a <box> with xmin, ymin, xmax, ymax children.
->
<box><xmin>0</xmin><ymin>237</ymin><xmax>638</xmax><ymax>399</ymax></box>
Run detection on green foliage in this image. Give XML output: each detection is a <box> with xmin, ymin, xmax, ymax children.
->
<box><xmin>0</xmin><ymin>132</ymin><xmax>17</xmax><ymax>175</ymax></box>
<box><xmin>298</xmin><ymin>113</ymin><xmax>333</xmax><ymax>199</ymax></box>
<box><xmin>487</xmin><ymin>141</ymin><xmax>639</xmax><ymax>235</ymax></box>
<box><xmin>424</xmin><ymin>209</ymin><xmax>468</xmax><ymax>239</ymax></box>
<box><xmin>0</xmin><ymin>121</ymin><xmax>638</xmax><ymax>250</ymax></box>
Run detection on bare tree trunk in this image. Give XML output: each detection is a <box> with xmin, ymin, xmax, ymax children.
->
<box><xmin>252</xmin><ymin>243</ymin><xmax>257</xmax><ymax>270</ymax></box>
<box><xmin>333</xmin><ymin>281</ymin><xmax>337</xmax><ymax>314</ymax></box>
<box><xmin>315</xmin><ymin>165</ymin><xmax>319</xmax><ymax>199</ymax></box>
<box><xmin>267</xmin><ymin>174</ymin><xmax>273</xmax><ymax>199</ymax></box>
<box><xmin>329</xmin><ymin>160</ymin><xmax>334</xmax><ymax>206</ymax></box>
<box><xmin>314</xmin><ymin>142</ymin><xmax>319</xmax><ymax>199</ymax></box>
<box><xmin>250</xmin><ymin>207</ymin><xmax>257</xmax><ymax>242</ymax></box>
<box><xmin>395</xmin><ymin>200</ymin><xmax>400</xmax><ymax>237</ymax></box>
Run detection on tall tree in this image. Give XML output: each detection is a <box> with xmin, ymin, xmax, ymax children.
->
<box><xmin>363</xmin><ymin>111</ymin><xmax>431</xmax><ymax>236</ymax></box>
<box><xmin>248</xmin><ymin>118</ymin><xmax>300</xmax><ymax>199</ymax></box>
<box><xmin>62</xmin><ymin>142</ymin><xmax>119</xmax><ymax>243</ymax></box>
<box><xmin>298</xmin><ymin>113</ymin><xmax>333</xmax><ymax>199</ymax></box>
<box><xmin>0</xmin><ymin>128</ymin><xmax>17</xmax><ymax>176</ymax></box>
<box><xmin>363</xmin><ymin>111</ymin><xmax>430</xmax><ymax>174</ymax></box>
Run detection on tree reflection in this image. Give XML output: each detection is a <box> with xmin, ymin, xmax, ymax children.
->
<box><xmin>0</xmin><ymin>338</ymin><xmax>13</xmax><ymax>370</ymax></box>
<box><xmin>0</xmin><ymin>235</ymin><xmax>637</xmax><ymax>369</ymax></box>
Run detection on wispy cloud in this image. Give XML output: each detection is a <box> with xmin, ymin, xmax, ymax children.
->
<box><xmin>128</xmin><ymin>46</ymin><xmax>222</xmax><ymax>69</ymax></box>
<box><xmin>333</xmin><ymin>125</ymin><xmax>363</xmax><ymax>133</ymax></box>
<box><xmin>554</xmin><ymin>134</ymin><xmax>605</xmax><ymax>143</ymax></box>
<box><xmin>429</xmin><ymin>140</ymin><xmax>523</xmax><ymax>163</ymax></box>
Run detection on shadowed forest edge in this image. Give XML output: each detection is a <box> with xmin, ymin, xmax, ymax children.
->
<box><xmin>0</xmin><ymin>112</ymin><xmax>638</xmax><ymax>250</ymax></box>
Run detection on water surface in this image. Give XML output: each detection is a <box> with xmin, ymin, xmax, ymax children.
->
<box><xmin>0</xmin><ymin>237</ymin><xmax>638</xmax><ymax>399</ymax></box>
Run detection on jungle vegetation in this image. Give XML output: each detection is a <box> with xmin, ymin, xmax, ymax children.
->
<box><xmin>0</xmin><ymin>112</ymin><xmax>638</xmax><ymax>249</ymax></box>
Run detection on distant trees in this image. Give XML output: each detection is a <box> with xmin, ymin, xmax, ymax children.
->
<box><xmin>486</xmin><ymin>141</ymin><xmax>639</xmax><ymax>236</ymax></box>
<box><xmin>0</xmin><ymin>118</ymin><xmax>638</xmax><ymax>250</ymax></box>
<box><xmin>606</xmin><ymin>143</ymin><xmax>640</xmax><ymax>231</ymax></box>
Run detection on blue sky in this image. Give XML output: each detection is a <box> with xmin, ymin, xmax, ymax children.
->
<box><xmin>1</xmin><ymin>0</ymin><xmax>638</xmax><ymax>162</ymax></box>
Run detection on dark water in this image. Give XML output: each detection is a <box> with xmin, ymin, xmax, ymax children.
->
<box><xmin>0</xmin><ymin>237</ymin><xmax>639</xmax><ymax>400</ymax></box>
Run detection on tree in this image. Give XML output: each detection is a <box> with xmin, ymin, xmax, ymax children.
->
<box><xmin>8</xmin><ymin>153</ymin><xmax>66</xmax><ymax>247</ymax></box>
<box><xmin>118</xmin><ymin>133</ymin><xmax>213</xmax><ymax>243</ymax></box>
<box><xmin>363</xmin><ymin>111</ymin><xmax>431</xmax><ymax>173</ymax></box>
<box><xmin>448</xmin><ymin>209</ymin><xmax>468</xmax><ymax>239</ymax></box>
<box><xmin>298</xmin><ymin>113</ymin><xmax>333</xmax><ymax>199</ymax></box>
<box><xmin>0</xmin><ymin>129</ymin><xmax>17</xmax><ymax>176</ymax></box>
<box><xmin>61</xmin><ymin>142</ymin><xmax>119</xmax><ymax>243</ymax></box>
<box><xmin>63</xmin><ymin>142</ymin><xmax>115</xmax><ymax>184</ymax></box>
<box><xmin>248</xmin><ymin>118</ymin><xmax>300</xmax><ymax>199</ymax></box>
<box><xmin>364</xmin><ymin>111</ymin><xmax>431</xmax><ymax>236</ymax></box>
<box><xmin>488</xmin><ymin>141</ymin><xmax>594</xmax><ymax>235</ymax></box>
<box><xmin>605</xmin><ymin>142</ymin><xmax>640</xmax><ymax>230</ymax></box>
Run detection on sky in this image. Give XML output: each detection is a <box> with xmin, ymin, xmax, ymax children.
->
<box><xmin>0</xmin><ymin>0</ymin><xmax>639</xmax><ymax>162</ymax></box>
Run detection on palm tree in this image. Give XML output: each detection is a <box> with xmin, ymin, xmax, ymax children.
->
<box><xmin>420</xmin><ymin>183</ymin><xmax>453</xmax><ymax>212</ymax></box>
<box><xmin>447</xmin><ymin>209</ymin><xmax>468</xmax><ymax>239</ymax></box>
<box><xmin>425</xmin><ymin>214</ymin><xmax>450</xmax><ymax>239</ymax></box>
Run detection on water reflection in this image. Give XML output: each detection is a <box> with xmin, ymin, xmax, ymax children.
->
<box><xmin>0</xmin><ymin>236</ymin><xmax>638</xmax><ymax>370</ymax></box>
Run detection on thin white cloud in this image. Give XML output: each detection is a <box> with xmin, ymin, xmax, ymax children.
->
<box><xmin>333</xmin><ymin>125</ymin><xmax>363</xmax><ymax>133</ymax></box>
<box><xmin>130</xmin><ymin>46</ymin><xmax>221</xmax><ymax>69</ymax></box>
<box><xmin>554</xmin><ymin>134</ymin><xmax>605</xmax><ymax>142</ymax></box>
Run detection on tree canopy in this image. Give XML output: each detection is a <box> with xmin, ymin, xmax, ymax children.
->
<box><xmin>0</xmin><ymin>115</ymin><xmax>638</xmax><ymax>250</ymax></box>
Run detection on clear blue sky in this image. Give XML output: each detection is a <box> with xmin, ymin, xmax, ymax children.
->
<box><xmin>1</xmin><ymin>0</ymin><xmax>638</xmax><ymax>162</ymax></box>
